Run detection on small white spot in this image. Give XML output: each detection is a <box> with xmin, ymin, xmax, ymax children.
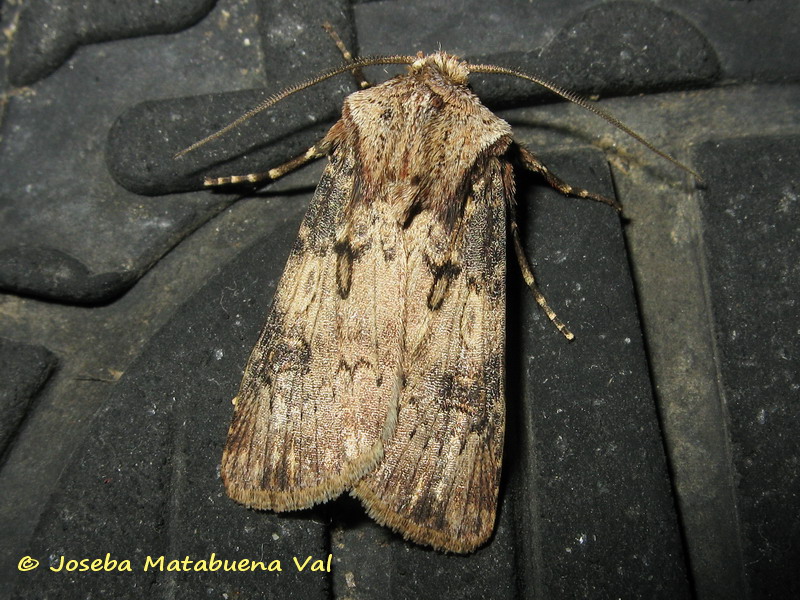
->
<box><xmin>757</xmin><ymin>409</ymin><xmax>766</xmax><ymax>425</ymax></box>
<box><xmin>140</xmin><ymin>217</ymin><xmax>174</xmax><ymax>231</ymax></box>
<box><xmin>345</xmin><ymin>571</ymin><xmax>357</xmax><ymax>588</ymax></box>
<box><xmin>214</xmin><ymin>348</ymin><xmax>224</xmax><ymax>360</ymax></box>
<box><xmin>243</xmin><ymin>38</ymin><xmax>251</xmax><ymax>46</ymax></box>
<box><xmin>577</xmin><ymin>533</ymin><xmax>587</xmax><ymax>545</ymax></box>
<box><xmin>553</xmin><ymin>250</ymin><xmax>568</xmax><ymax>264</ymax></box>
<box><xmin>272</xmin><ymin>532</ymin><xmax>280</xmax><ymax>541</ymax></box>
<box><xmin>624</xmin><ymin>337</ymin><xmax>631</xmax><ymax>344</ymax></box>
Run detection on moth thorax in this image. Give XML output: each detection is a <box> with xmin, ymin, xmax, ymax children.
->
<box><xmin>411</xmin><ymin>51</ymin><xmax>469</xmax><ymax>86</ymax></box>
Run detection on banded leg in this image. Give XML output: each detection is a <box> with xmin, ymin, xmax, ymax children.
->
<box><xmin>204</xmin><ymin>140</ymin><xmax>330</xmax><ymax>187</ymax></box>
<box><xmin>517</xmin><ymin>144</ymin><xmax>622</xmax><ymax>211</ymax></box>
<box><xmin>510</xmin><ymin>203</ymin><xmax>574</xmax><ymax>341</ymax></box>
<box><xmin>511</xmin><ymin>144</ymin><xmax>623</xmax><ymax>339</ymax></box>
<box><xmin>322</xmin><ymin>22</ymin><xmax>371</xmax><ymax>89</ymax></box>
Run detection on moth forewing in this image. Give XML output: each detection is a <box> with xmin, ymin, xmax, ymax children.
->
<box><xmin>221</xmin><ymin>143</ymin><xmax>404</xmax><ymax>511</ymax></box>
<box><xmin>353</xmin><ymin>156</ymin><xmax>510</xmax><ymax>553</ymax></box>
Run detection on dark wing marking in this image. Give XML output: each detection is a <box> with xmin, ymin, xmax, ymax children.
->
<box><xmin>221</xmin><ymin>142</ymin><xmax>405</xmax><ymax>511</ymax></box>
<box><xmin>353</xmin><ymin>158</ymin><xmax>508</xmax><ymax>553</ymax></box>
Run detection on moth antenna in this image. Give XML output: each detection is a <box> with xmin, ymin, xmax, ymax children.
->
<box><xmin>469</xmin><ymin>63</ymin><xmax>704</xmax><ymax>184</ymax></box>
<box><xmin>174</xmin><ymin>55</ymin><xmax>415</xmax><ymax>159</ymax></box>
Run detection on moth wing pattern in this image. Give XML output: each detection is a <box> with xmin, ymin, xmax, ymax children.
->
<box><xmin>221</xmin><ymin>143</ymin><xmax>405</xmax><ymax>511</ymax></box>
<box><xmin>222</xmin><ymin>53</ymin><xmax>514</xmax><ymax>553</ymax></box>
<box><xmin>354</xmin><ymin>157</ymin><xmax>508</xmax><ymax>553</ymax></box>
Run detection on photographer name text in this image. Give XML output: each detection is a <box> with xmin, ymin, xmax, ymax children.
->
<box><xmin>47</xmin><ymin>553</ymin><xmax>331</xmax><ymax>573</ymax></box>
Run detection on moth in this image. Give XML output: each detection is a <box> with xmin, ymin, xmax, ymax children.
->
<box><xmin>178</xmin><ymin>42</ymin><xmax>698</xmax><ymax>553</ymax></box>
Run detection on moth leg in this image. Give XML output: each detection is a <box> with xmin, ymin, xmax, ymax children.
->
<box><xmin>204</xmin><ymin>140</ymin><xmax>330</xmax><ymax>187</ymax></box>
<box><xmin>322</xmin><ymin>22</ymin><xmax>371</xmax><ymax>89</ymax></box>
<box><xmin>510</xmin><ymin>203</ymin><xmax>575</xmax><ymax>341</ymax></box>
<box><xmin>517</xmin><ymin>144</ymin><xmax>622</xmax><ymax>212</ymax></box>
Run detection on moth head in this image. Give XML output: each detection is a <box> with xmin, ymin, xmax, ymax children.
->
<box><xmin>410</xmin><ymin>51</ymin><xmax>469</xmax><ymax>86</ymax></box>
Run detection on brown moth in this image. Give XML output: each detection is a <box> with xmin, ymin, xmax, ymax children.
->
<box><xmin>178</xmin><ymin>47</ymin><xmax>698</xmax><ymax>553</ymax></box>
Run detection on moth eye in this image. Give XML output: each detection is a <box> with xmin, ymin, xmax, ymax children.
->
<box><xmin>381</xmin><ymin>108</ymin><xmax>393</xmax><ymax>121</ymax></box>
<box><xmin>429</xmin><ymin>94</ymin><xmax>445</xmax><ymax>110</ymax></box>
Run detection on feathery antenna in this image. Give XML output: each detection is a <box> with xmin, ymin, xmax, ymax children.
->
<box><xmin>175</xmin><ymin>52</ymin><xmax>703</xmax><ymax>185</ymax></box>
<box><xmin>469</xmin><ymin>62</ymin><xmax>703</xmax><ymax>183</ymax></box>
<box><xmin>173</xmin><ymin>55</ymin><xmax>415</xmax><ymax>159</ymax></box>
